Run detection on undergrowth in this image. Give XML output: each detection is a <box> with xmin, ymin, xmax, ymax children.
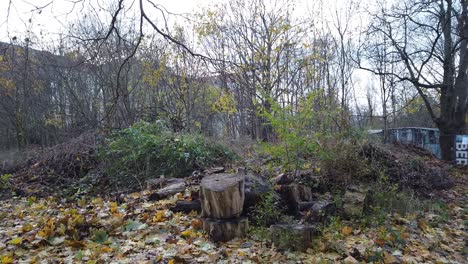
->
<box><xmin>100</xmin><ymin>121</ymin><xmax>237</xmax><ymax>189</ymax></box>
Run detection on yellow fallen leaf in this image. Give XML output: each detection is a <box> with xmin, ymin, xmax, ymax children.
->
<box><xmin>102</xmin><ymin>246</ymin><xmax>113</xmax><ymax>253</ymax></box>
<box><xmin>153</xmin><ymin>210</ymin><xmax>166</xmax><ymax>223</ymax></box>
<box><xmin>9</xmin><ymin>237</ymin><xmax>22</xmax><ymax>245</ymax></box>
<box><xmin>109</xmin><ymin>202</ymin><xmax>118</xmax><ymax>214</ymax></box>
<box><xmin>92</xmin><ymin>197</ymin><xmax>103</xmax><ymax>205</ymax></box>
<box><xmin>181</xmin><ymin>229</ymin><xmax>198</xmax><ymax>239</ymax></box>
<box><xmin>341</xmin><ymin>226</ymin><xmax>353</xmax><ymax>236</ymax></box>
<box><xmin>37</xmin><ymin>230</ymin><xmax>47</xmax><ymax>238</ymax></box>
<box><xmin>1</xmin><ymin>254</ymin><xmax>14</xmax><ymax>264</ymax></box>
<box><xmin>168</xmin><ymin>259</ymin><xmax>175</xmax><ymax>264</ymax></box>
<box><xmin>21</xmin><ymin>224</ymin><xmax>33</xmax><ymax>233</ymax></box>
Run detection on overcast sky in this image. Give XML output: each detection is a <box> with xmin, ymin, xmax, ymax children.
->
<box><xmin>0</xmin><ymin>0</ymin><xmax>343</xmax><ymax>43</ymax></box>
<box><xmin>0</xmin><ymin>0</ymin><xmax>217</xmax><ymax>42</ymax></box>
<box><xmin>0</xmin><ymin>0</ymin><xmax>375</xmax><ymax>109</ymax></box>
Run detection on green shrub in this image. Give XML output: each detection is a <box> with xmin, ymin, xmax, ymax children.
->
<box><xmin>100</xmin><ymin>121</ymin><xmax>237</xmax><ymax>188</ymax></box>
<box><xmin>0</xmin><ymin>174</ymin><xmax>12</xmax><ymax>190</ymax></box>
<box><xmin>250</xmin><ymin>191</ymin><xmax>283</xmax><ymax>227</ymax></box>
<box><xmin>257</xmin><ymin>91</ymin><xmax>339</xmax><ymax>172</ymax></box>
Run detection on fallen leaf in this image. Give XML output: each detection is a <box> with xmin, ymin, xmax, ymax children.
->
<box><xmin>65</xmin><ymin>240</ymin><xmax>86</xmax><ymax>249</ymax></box>
<box><xmin>1</xmin><ymin>254</ymin><xmax>14</xmax><ymax>264</ymax></box>
<box><xmin>101</xmin><ymin>246</ymin><xmax>113</xmax><ymax>253</ymax></box>
<box><xmin>418</xmin><ymin>220</ymin><xmax>432</xmax><ymax>233</ymax></box>
<box><xmin>153</xmin><ymin>210</ymin><xmax>166</xmax><ymax>223</ymax></box>
<box><xmin>181</xmin><ymin>229</ymin><xmax>198</xmax><ymax>239</ymax></box>
<box><xmin>191</xmin><ymin>219</ymin><xmax>203</xmax><ymax>229</ymax></box>
<box><xmin>341</xmin><ymin>226</ymin><xmax>353</xmax><ymax>236</ymax></box>
<box><xmin>384</xmin><ymin>253</ymin><xmax>399</xmax><ymax>264</ymax></box>
<box><xmin>9</xmin><ymin>237</ymin><xmax>22</xmax><ymax>245</ymax></box>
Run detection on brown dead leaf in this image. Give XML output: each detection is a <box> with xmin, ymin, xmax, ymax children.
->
<box><xmin>384</xmin><ymin>253</ymin><xmax>399</xmax><ymax>264</ymax></box>
<box><xmin>418</xmin><ymin>220</ymin><xmax>432</xmax><ymax>233</ymax></box>
<box><xmin>191</xmin><ymin>219</ymin><xmax>203</xmax><ymax>229</ymax></box>
<box><xmin>101</xmin><ymin>246</ymin><xmax>113</xmax><ymax>253</ymax></box>
<box><xmin>65</xmin><ymin>240</ymin><xmax>86</xmax><ymax>249</ymax></box>
<box><xmin>341</xmin><ymin>226</ymin><xmax>353</xmax><ymax>236</ymax></box>
<box><xmin>375</xmin><ymin>238</ymin><xmax>385</xmax><ymax>247</ymax></box>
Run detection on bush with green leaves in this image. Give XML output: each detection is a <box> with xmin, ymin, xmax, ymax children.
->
<box><xmin>100</xmin><ymin>121</ymin><xmax>237</xmax><ymax>188</ymax></box>
<box><xmin>257</xmin><ymin>90</ymin><xmax>343</xmax><ymax>172</ymax></box>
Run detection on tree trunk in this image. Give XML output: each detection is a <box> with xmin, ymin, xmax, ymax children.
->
<box><xmin>439</xmin><ymin>128</ymin><xmax>456</xmax><ymax>161</ymax></box>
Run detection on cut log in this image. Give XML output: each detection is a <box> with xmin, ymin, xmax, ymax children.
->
<box><xmin>270</xmin><ymin>224</ymin><xmax>318</xmax><ymax>252</ymax></box>
<box><xmin>203</xmin><ymin>167</ymin><xmax>225</xmax><ymax>175</ymax></box>
<box><xmin>270</xmin><ymin>173</ymin><xmax>293</xmax><ymax>185</ymax></box>
<box><xmin>300</xmin><ymin>197</ymin><xmax>336</xmax><ymax>223</ymax></box>
<box><xmin>277</xmin><ymin>184</ymin><xmax>312</xmax><ymax>212</ymax></box>
<box><xmin>342</xmin><ymin>186</ymin><xmax>367</xmax><ymax>218</ymax></box>
<box><xmin>200</xmin><ymin>173</ymin><xmax>245</xmax><ymax>219</ymax></box>
<box><xmin>203</xmin><ymin>217</ymin><xmax>248</xmax><ymax>242</ymax></box>
<box><xmin>297</xmin><ymin>201</ymin><xmax>315</xmax><ymax>211</ymax></box>
<box><xmin>149</xmin><ymin>181</ymin><xmax>186</xmax><ymax>201</ymax></box>
<box><xmin>170</xmin><ymin>200</ymin><xmax>201</xmax><ymax>213</ymax></box>
<box><xmin>146</xmin><ymin>177</ymin><xmax>184</xmax><ymax>190</ymax></box>
<box><xmin>243</xmin><ymin>173</ymin><xmax>272</xmax><ymax>212</ymax></box>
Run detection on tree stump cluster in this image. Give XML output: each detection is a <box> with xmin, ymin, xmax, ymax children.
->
<box><xmin>199</xmin><ymin>173</ymin><xmax>248</xmax><ymax>242</ymax></box>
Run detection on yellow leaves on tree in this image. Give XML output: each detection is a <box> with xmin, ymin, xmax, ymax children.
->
<box><xmin>211</xmin><ymin>91</ymin><xmax>236</xmax><ymax>114</ymax></box>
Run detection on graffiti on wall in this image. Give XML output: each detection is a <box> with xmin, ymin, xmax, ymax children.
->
<box><xmin>455</xmin><ymin>135</ymin><xmax>468</xmax><ymax>165</ymax></box>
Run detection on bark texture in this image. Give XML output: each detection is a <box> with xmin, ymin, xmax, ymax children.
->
<box><xmin>200</xmin><ymin>173</ymin><xmax>245</xmax><ymax>219</ymax></box>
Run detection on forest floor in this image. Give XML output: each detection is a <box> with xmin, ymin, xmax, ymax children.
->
<box><xmin>0</xmin><ymin>171</ymin><xmax>466</xmax><ymax>263</ymax></box>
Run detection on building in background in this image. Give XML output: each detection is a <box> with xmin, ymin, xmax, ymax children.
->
<box><xmin>369</xmin><ymin>127</ymin><xmax>441</xmax><ymax>158</ymax></box>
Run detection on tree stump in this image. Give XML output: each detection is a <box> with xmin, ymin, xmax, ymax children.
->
<box><xmin>342</xmin><ymin>187</ymin><xmax>367</xmax><ymax>218</ymax></box>
<box><xmin>270</xmin><ymin>224</ymin><xmax>318</xmax><ymax>252</ymax></box>
<box><xmin>277</xmin><ymin>184</ymin><xmax>312</xmax><ymax>212</ymax></box>
<box><xmin>200</xmin><ymin>173</ymin><xmax>245</xmax><ymax>219</ymax></box>
<box><xmin>203</xmin><ymin>217</ymin><xmax>248</xmax><ymax>242</ymax></box>
<box><xmin>199</xmin><ymin>173</ymin><xmax>248</xmax><ymax>242</ymax></box>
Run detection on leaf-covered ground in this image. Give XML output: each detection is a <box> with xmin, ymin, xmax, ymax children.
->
<box><xmin>0</xmin><ymin>178</ymin><xmax>466</xmax><ymax>264</ymax></box>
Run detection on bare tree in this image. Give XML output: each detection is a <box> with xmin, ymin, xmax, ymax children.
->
<box><xmin>359</xmin><ymin>0</ymin><xmax>468</xmax><ymax>161</ymax></box>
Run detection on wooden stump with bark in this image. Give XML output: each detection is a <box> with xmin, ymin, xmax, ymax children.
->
<box><xmin>203</xmin><ymin>217</ymin><xmax>248</xmax><ymax>242</ymax></box>
<box><xmin>277</xmin><ymin>184</ymin><xmax>312</xmax><ymax>212</ymax></box>
<box><xmin>200</xmin><ymin>173</ymin><xmax>245</xmax><ymax>219</ymax></box>
<box><xmin>199</xmin><ymin>172</ymin><xmax>248</xmax><ymax>242</ymax></box>
<box><xmin>270</xmin><ymin>224</ymin><xmax>318</xmax><ymax>251</ymax></box>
